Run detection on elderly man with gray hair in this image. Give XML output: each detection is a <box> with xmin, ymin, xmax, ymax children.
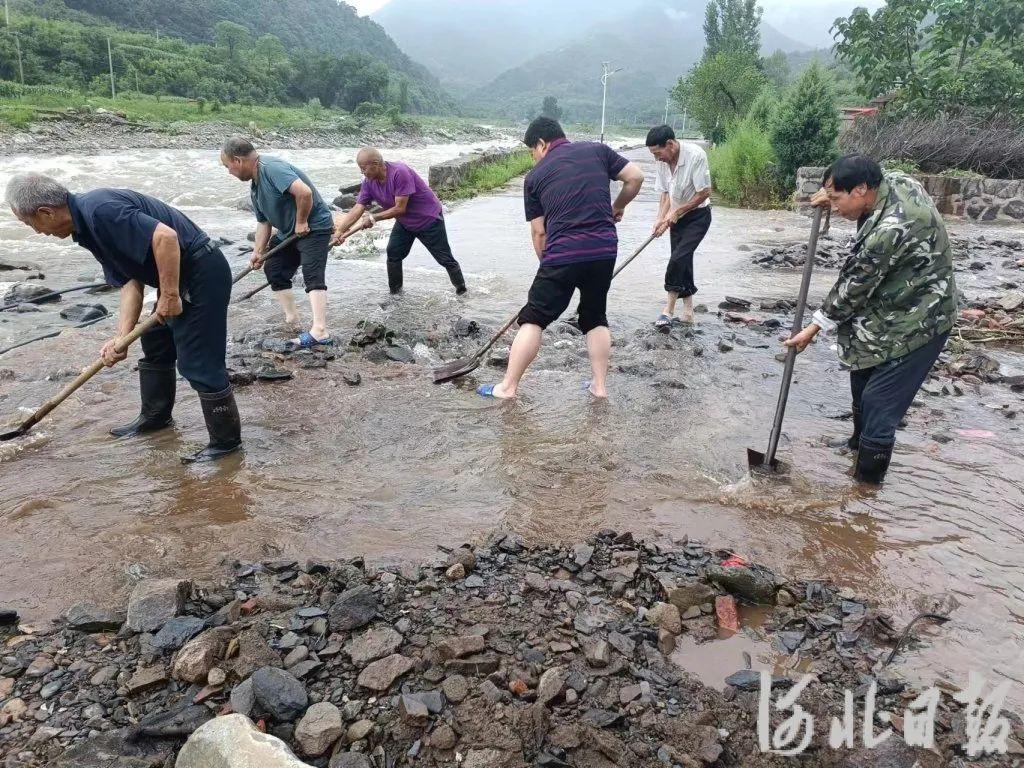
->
<box><xmin>220</xmin><ymin>137</ymin><xmax>335</xmax><ymax>348</ymax></box>
<box><xmin>5</xmin><ymin>173</ymin><xmax>240</xmax><ymax>463</ymax></box>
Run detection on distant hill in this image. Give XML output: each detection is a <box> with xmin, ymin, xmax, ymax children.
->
<box><xmin>462</xmin><ymin>0</ymin><xmax>810</xmax><ymax>123</ymax></box>
<box><xmin>32</xmin><ymin>0</ymin><xmax>455</xmax><ymax>112</ymax></box>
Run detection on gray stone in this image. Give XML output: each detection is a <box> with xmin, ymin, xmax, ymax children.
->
<box><xmin>430</xmin><ymin>724</ymin><xmax>458</xmax><ymax>750</ymax></box>
<box><xmin>645</xmin><ymin>602</ymin><xmax>682</xmax><ymax>634</ymax></box>
<box><xmin>329</xmin><ymin>754</ymin><xmax>373</xmax><ymax>768</ymax></box>
<box><xmin>153</xmin><ymin>616</ymin><xmax>206</xmax><ymax>651</ymax></box>
<box><xmin>231</xmin><ymin>629</ymin><xmax>283</xmax><ymax>679</ymax></box>
<box><xmin>172</xmin><ymin>628</ymin><xmax>233</xmax><ymax>683</ymax></box>
<box><xmin>537</xmin><ymin>666</ymin><xmax>567</xmax><ymax>704</ymax></box>
<box><xmin>345</xmin><ymin>627</ymin><xmax>403</xmax><ymax>666</ymax></box>
<box><xmin>346</xmin><ymin>719</ymin><xmax>374</xmax><ymax>742</ymax></box>
<box><xmin>661</xmin><ymin>578</ymin><xmax>717</xmax><ymax>611</ymax></box>
<box><xmin>126</xmin><ymin>578</ymin><xmax>191</xmax><ymax>633</ymax></box>
<box><xmin>175</xmin><ymin>713</ymin><xmax>314</xmax><ymax>767</ymax></box>
<box><xmin>328</xmin><ymin>585</ymin><xmax>378</xmax><ymax>632</ymax></box>
<box><xmin>436</xmin><ymin>634</ymin><xmax>485</xmax><ymax>660</ymax></box>
<box><xmin>126</xmin><ymin>665</ymin><xmax>168</xmax><ymax>696</ymax></box>
<box><xmin>230</xmin><ymin>678</ymin><xmax>256</xmax><ymax>717</ymax></box>
<box><xmin>442</xmin><ymin>674</ymin><xmax>469</xmax><ymax>703</ymax></box>
<box><xmin>357</xmin><ymin>653</ymin><xmax>414</xmax><ymax>691</ymax></box>
<box><xmin>295</xmin><ymin>701</ymin><xmax>344</xmax><ymax>757</ymax></box>
<box><xmin>65</xmin><ymin>603</ymin><xmax>124</xmax><ymax>633</ymax></box>
<box><xmin>60</xmin><ymin>303</ymin><xmax>107</xmax><ymax>322</ymax></box>
<box><xmin>398</xmin><ymin>694</ymin><xmax>429</xmax><ymax>725</ymax></box>
<box><xmin>251</xmin><ymin>666</ymin><xmax>309</xmax><ymax>722</ymax></box>
<box><xmin>3</xmin><ymin>283</ymin><xmax>58</xmax><ymax>305</ymax></box>
<box><xmin>707</xmin><ymin>565</ymin><xmax>776</xmax><ymax>603</ymax></box>
<box><xmin>585</xmin><ymin>640</ymin><xmax>611</xmax><ymax>668</ymax></box>
<box><xmin>1003</xmin><ymin>199</ymin><xmax>1024</xmax><ymax>220</ymax></box>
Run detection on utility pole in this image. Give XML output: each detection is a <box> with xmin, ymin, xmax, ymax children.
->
<box><xmin>13</xmin><ymin>33</ymin><xmax>22</xmax><ymax>84</ymax></box>
<box><xmin>664</xmin><ymin>96</ymin><xmax>669</xmax><ymax>126</ymax></box>
<box><xmin>682</xmin><ymin>107</ymin><xmax>688</xmax><ymax>136</ymax></box>
<box><xmin>107</xmin><ymin>36</ymin><xmax>116</xmax><ymax>99</ymax></box>
<box><xmin>599</xmin><ymin>61</ymin><xmax>622</xmax><ymax>144</ymax></box>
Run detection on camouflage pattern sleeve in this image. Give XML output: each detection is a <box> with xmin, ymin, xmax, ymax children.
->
<box><xmin>819</xmin><ymin>220</ymin><xmax>905</xmax><ymax>325</ymax></box>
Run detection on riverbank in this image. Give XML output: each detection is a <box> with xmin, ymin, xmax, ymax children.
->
<box><xmin>0</xmin><ymin>99</ymin><xmax>515</xmax><ymax>156</ymax></box>
<box><xmin>2</xmin><ymin>531</ymin><xmax>1017</xmax><ymax>767</ymax></box>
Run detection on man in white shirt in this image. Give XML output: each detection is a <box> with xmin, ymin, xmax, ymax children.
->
<box><xmin>647</xmin><ymin>125</ymin><xmax>712</xmax><ymax>327</ymax></box>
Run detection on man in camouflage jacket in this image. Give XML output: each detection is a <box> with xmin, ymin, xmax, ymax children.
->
<box><xmin>785</xmin><ymin>154</ymin><xmax>956</xmax><ymax>484</ymax></box>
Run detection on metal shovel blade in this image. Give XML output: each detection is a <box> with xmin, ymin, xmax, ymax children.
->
<box><xmin>432</xmin><ymin>355</ymin><xmax>481</xmax><ymax>384</ymax></box>
<box><xmin>746</xmin><ymin>447</ymin><xmax>788</xmax><ymax>475</ymax></box>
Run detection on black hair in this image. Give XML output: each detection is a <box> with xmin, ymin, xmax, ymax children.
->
<box><xmin>823</xmin><ymin>154</ymin><xmax>883</xmax><ymax>193</ymax></box>
<box><xmin>523</xmin><ymin>117</ymin><xmax>566</xmax><ymax>147</ymax></box>
<box><xmin>645</xmin><ymin>124</ymin><xmax>675</xmax><ymax>147</ymax></box>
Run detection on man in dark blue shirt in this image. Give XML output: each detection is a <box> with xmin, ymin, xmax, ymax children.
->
<box><xmin>220</xmin><ymin>137</ymin><xmax>335</xmax><ymax>349</ymax></box>
<box><xmin>477</xmin><ymin>118</ymin><xmax>644</xmax><ymax>400</ymax></box>
<box><xmin>5</xmin><ymin>173</ymin><xmax>240</xmax><ymax>463</ymax></box>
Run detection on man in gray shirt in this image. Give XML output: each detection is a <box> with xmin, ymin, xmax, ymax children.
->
<box><xmin>221</xmin><ymin>137</ymin><xmax>335</xmax><ymax>348</ymax></box>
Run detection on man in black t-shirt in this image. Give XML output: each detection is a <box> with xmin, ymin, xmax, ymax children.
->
<box><xmin>5</xmin><ymin>173</ymin><xmax>240</xmax><ymax>464</ymax></box>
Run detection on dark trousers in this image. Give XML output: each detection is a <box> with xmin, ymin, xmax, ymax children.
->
<box><xmin>519</xmin><ymin>258</ymin><xmax>615</xmax><ymax>334</ymax></box>
<box><xmin>140</xmin><ymin>245</ymin><xmax>231</xmax><ymax>394</ymax></box>
<box><xmin>850</xmin><ymin>332</ymin><xmax>948</xmax><ymax>452</ymax></box>
<box><xmin>264</xmin><ymin>231</ymin><xmax>331</xmax><ymax>293</ymax></box>
<box><xmin>665</xmin><ymin>206</ymin><xmax>712</xmax><ymax>297</ymax></box>
<box><xmin>386</xmin><ymin>217</ymin><xmax>465</xmax><ymax>293</ymax></box>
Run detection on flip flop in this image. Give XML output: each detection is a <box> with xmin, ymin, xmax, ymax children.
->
<box><xmin>477</xmin><ymin>384</ymin><xmax>498</xmax><ymax>398</ymax></box>
<box><xmin>654</xmin><ymin>314</ymin><xmax>673</xmax><ymax>328</ymax></box>
<box><xmin>291</xmin><ymin>332</ymin><xmax>334</xmax><ymax>349</ymax></box>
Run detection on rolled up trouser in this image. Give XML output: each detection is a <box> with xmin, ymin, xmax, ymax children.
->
<box><xmin>263</xmin><ymin>231</ymin><xmax>331</xmax><ymax>293</ymax></box>
<box><xmin>665</xmin><ymin>206</ymin><xmax>711</xmax><ymax>297</ymax></box>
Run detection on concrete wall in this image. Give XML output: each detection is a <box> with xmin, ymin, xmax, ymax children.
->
<box><xmin>428</xmin><ymin>147</ymin><xmax>529</xmax><ymax>191</ymax></box>
<box><xmin>794</xmin><ymin>166</ymin><xmax>1024</xmax><ymax>222</ymax></box>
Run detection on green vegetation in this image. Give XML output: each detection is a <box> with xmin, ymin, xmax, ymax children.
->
<box><xmin>833</xmin><ymin>0</ymin><xmax>1023</xmax><ymax>119</ymax></box>
<box><xmin>440</xmin><ymin>151</ymin><xmax>534</xmax><ymax>202</ymax></box>
<box><xmin>672</xmin><ymin>53</ymin><xmax>767</xmax><ymax>145</ymax></box>
<box><xmin>539</xmin><ymin>96</ymin><xmax>562</xmax><ymax>121</ymax></box>
<box><xmin>769</xmin><ymin>61</ymin><xmax>839</xmax><ymax>188</ymax></box>
<box><xmin>709</xmin><ymin>120</ymin><xmax>778</xmax><ymax>208</ymax></box>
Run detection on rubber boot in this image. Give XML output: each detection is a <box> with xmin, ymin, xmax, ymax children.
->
<box><xmin>449</xmin><ymin>264</ymin><xmax>467</xmax><ymax>295</ymax></box>
<box><xmin>387</xmin><ymin>260</ymin><xmax>403</xmax><ymax>294</ymax></box>
<box><xmin>109</xmin><ymin>363</ymin><xmax>176</xmax><ymax>438</ymax></box>
<box><xmin>828</xmin><ymin>407</ymin><xmax>862</xmax><ymax>450</ymax></box>
<box><xmin>181</xmin><ymin>386</ymin><xmax>242</xmax><ymax>464</ymax></box>
<box><xmin>854</xmin><ymin>441</ymin><xmax>893</xmax><ymax>485</ymax></box>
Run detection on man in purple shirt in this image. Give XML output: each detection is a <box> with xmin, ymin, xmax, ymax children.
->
<box><xmin>477</xmin><ymin>117</ymin><xmax>644</xmax><ymax>400</ymax></box>
<box><xmin>331</xmin><ymin>148</ymin><xmax>466</xmax><ymax>295</ymax></box>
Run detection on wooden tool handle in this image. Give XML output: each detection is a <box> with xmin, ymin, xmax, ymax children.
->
<box><xmin>232</xmin><ymin>234</ymin><xmax>299</xmax><ymax>284</ymax></box>
<box><xmin>17</xmin><ymin>314</ymin><xmax>164</xmax><ymax>433</ymax></box>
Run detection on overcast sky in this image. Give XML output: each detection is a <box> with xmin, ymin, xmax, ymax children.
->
<box><xmin>349</xmin><ymin>0</ymin><xmax>885</xmax><ymax>18</ymax></box>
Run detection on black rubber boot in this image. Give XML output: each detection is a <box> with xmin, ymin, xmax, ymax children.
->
<box><xmin>854</xmin><ymin>441</ymin><xmax>893</xmax><ymax>485</ymax></box>
<box><xmin>181</xmin><ymin>386</ymin><xmax>242</xmax><ymax>464</ymax></box>
<box><xmin>109</xmin><ymin>363</ymin><xmax>176</xmax><ymax>438</ymax></box>
<box><xmin>387</xmin><ymin>261</ymin><xmax>403</xmax><ymax>294</ymax></box>
<box><xmin>449</xmin><ymin>264</ymin><xmax>467</xmax><ymax>294</ymax></box>
<box><xmin>828</xmin><ymin>407</ymin><xmax>862</xmax><ymax>450</ymax></box>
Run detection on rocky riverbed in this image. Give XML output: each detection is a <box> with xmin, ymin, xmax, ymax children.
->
<box><xmin>2</xmin><ymin>531</ymin><xmax>1019</xmax><ymax>768</ymax></box>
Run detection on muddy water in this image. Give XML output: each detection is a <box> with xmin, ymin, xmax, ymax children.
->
<box><xmin>0</xmin><ymin>147</ymin><xmax>1022</xmax><ymax>705</ymax></box>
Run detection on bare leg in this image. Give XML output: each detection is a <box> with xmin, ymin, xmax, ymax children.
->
<box><xmin>586</xmin><ymin>326</ymin><xmax>611</xmax><ymax>398</ymax></box>
<box><xmin>681</xmin><ymin>295</ymin><xmax>695</xmax><ymax>323</ymax></box>
<box><xmin>308</xmin><ymin>289</ymin><xmax>328</xmax><ymax>340</ymax></box>
<box><xmin>273</xmin><ymin>289</ymin><xmax>299</xmax><ymax>325</ymax></box>
<box><xmin>662</xmin><ymin>290</ymin><xmax>679</xmax><ymax>317</ymax></box>
<box><xmin>491</xmin><ymin>324</ymin><xmax>543</xmax><ymax>399</ymax></box>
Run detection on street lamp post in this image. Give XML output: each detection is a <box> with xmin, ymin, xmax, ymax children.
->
<box><xmin>599</xmin><ymin>62</ymin><xmax>622</xmax><ymax>144</ymax></box>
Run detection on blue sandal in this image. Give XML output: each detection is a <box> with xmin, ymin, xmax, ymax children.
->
<box><xmin>292</xmin><ymin>332</ymin><xmax>334</xmax><ymax>349</ymax></box>
<box><xmin>477</xmin><ymin>384</ymin><xmax>498</xmax><ymax>398</ymax></box>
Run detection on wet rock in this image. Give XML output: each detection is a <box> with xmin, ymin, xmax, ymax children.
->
<box><xmin>346</xmin><ymin>719</ymin><xmax>375</xmax><ymax>742</ymax></box>
<box><xmin>176</xmin><ymin>713</ymin><xmax>314</xmax><ymax>767</ymax></box>
<box><xmin>430</xmin><ymin>723</ymin><xmax>458</xmax><ymax>750</ymax></box>
<box><xmin>230</xmin><ymin>677</ymin><xmax>256</xmax><ymax>717</ymax></box>
<box><xmin>328</xmin><ymin>585</ymin><xmax>378</xmax><ymax>632</ymax></box>
<box><xmin>661</xmin><ymin>579</ymin><xmax>716</xmax><ymax>611</ymax></box>
<box><xmin>172</xmin><ymin>627</ymin><xmax>233</xmax><ymax>683</ymax></box>
<box><xmin>60</xmin><ymin>303</ymin><xmax>107</xmax><ymax>322</ymax></box>
<box><xmin>446</xmin><ymin>562</ymin><xmax>466</xmax><ymax>580</ymax></box>
<box><xmin>707</xmin><ymin>565</ymin><xmax>776</xmax><ymax>604</ymax></box>
<box><xmin>385</xmin><ymin>344</ymin><xmax>416</xmax><ymax>363</ymax></box>
<box><xmin>295</xmin><ymin>701</ymin><xmax>344</xmax><ymax>756</ymax></box>
<box><xmin>585</xmin><ymin>640</ymin><xmax>611</xmax><ymax>668</ymax></box>
<box><xmin>717</xmin><ymin>338</ymin><xmax>734</xmax><ymax>353</ymax></box>
<box><xmin>342</xmin><ymin>371</ymin><xmax>362</xmax><ymax>386</ymax></box>
<box><xmin>256</xmin><ymin>366</ymin><xmax>294</xmax><ymax>382</ymax></box>
<box><xmin>357</xmin><ymin>653</ymin><xmax>415</xmax><ymax>691</ymax></box>
<box><xmin>252</xmin><ymin>666</ymin><xmax>309</xmax><ymax>721</ymax></box>
<box><xmin>125</xmin><ymin>578</ymin><xmax>191</xmax><ymax>633</ymax></box>
<box><xmin>330</xmin><ymin>754</ymin><xmax>373</xmax><ymax>768</ymax></box>
<box><xmin>12</xmin><ymin>302</ymin><xmax>40</xmax><ymax>312</ymax></box>
<box><xmin>333</xmin><ymin>193</ymin><xmax>358</xmax><ymax>209</ymax></box>
<box><xmin>345</xmin><ymin>626</ymin><xmax>403</xmax><ymax>666</ymax></box>
<box><xmin>64</xmin><ymin>603</ymin><xmax>124</xmax><ymax>633</ymax></box>
<box><xmin>4</xmin><ymin>283</ymin><xmax>58</xmax><ymax>305</ymax></box>
<box><xmin>436</xmin><ymin>634</ymin><xmax>485</xmax><ymax>660</ymax></box>
<box><xmin>0</xmin><ymin>258</ymin><xmax>43</xmax><ymax>274</ymax></box>
<box><xmin>398</xmin><ymin>693</ymin><xmax>430</xmax><ymax>725</ymax></box>
<box><xmin>645</xmin><ymin>602</ymin><xmax>682</xmax><ymax>634</ymax></box>
<box><xmin>842</xmin><ymin>735</ymin><xmax>922</xmax><ymax>767</ymax></box>
<box><xmin>126</xmin><ymin>664</ymin><xmax>167</xmax><ymax>695</ymax></box>
<box><xmin>130</xmin><ymin>704</ymin><xmax>212</xmax><ymax>739</ymax></box>
<box><xmin>442</xmin><ymin>674</ymin><xmax>469</xmax><ymax>703</ymax></box>
<box><xmin>152</xmin><ymin>615</ymin><xmax>206</xmax><ymax>650</ymax></box>
<box><xmin>231</xmin><ymin>629</ymin><xmax>282</xmax><ymax>679</ymax></box>
<box><xmin>51</xmin><ymin>729</ymin><xmax>170</xmax><ymax>768</ymax></box>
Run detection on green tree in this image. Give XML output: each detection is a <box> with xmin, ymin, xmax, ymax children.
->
<box><xmin>833</xmin><ymin>0</ymin><xmax>1024</xmax><ymax>118</ymax></box>
<box><xmin>335</xmin><ymin>52</ymin><xmax>389</xmax><ymax>111</ymax></box>
<box><xmin>673</xmin><ymin>51</ymin><xmax>767</xmax><ymax>143</ymax></box>
<box><xmin>540</xmin><ymin>95</ymin><xmax>562</xmax><ymax>120</ymax></box>
<box><xmin>213</xmin><ymin>20</ymin><xmax>251</xmax><ymax>61</ymax></box>
<box><xmin>701</xmin><ymin>0</ymin><xmax>762</xmax><ymax>60</ymax></box>
<box><xmin>746</xmin><ymin>86</ymin><xmax>778</xmax><ymax>132</ymax></box>
<box><xmin>762</xmin><ymin>50</ymin><xmax>790</xmax><ymax>90</ymax></box>
<box><xmin>769</xmin><ymin>61</ymin><xmax>839</xmax><ymax>188</ymax></box>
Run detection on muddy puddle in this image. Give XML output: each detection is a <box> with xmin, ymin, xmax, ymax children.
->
<box><xmin>0</xmin><ymin>147</ymin><xmax>1022</xmax><ymax>709</ymax></box>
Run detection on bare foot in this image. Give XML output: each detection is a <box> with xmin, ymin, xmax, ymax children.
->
<box><xmin>491</xmin><ymin>382</ymin><xmax>516</xmax><ymax>399</ymax></box>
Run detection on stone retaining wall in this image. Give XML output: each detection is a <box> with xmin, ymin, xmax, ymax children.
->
<box><xmin>428</xmin><ymin>147</ymin><xmax>529</xmax><ymax>191</ymax></box>
<box><xmin>794</xmin><ymin>166</ymin><xmax>1024</xmax><ymax>222</ymax></box>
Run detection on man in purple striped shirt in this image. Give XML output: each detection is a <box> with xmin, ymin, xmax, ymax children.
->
<box><xmin>477</xmin><ymin>118</ymin><xmax>644</xmax><ymax>400</ymax></box>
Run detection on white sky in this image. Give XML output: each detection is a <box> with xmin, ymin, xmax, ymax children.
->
<box><xmin>348</xmin><ymin>0</ymin><xmax>885</xmax><ymax>17</ymax></box>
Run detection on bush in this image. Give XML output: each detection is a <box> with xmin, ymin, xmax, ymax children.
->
<box><xmin>770</xmin><ymin>61</ymin><xmax>839</xmax><ymax>189</ymax></box>
<box><xmin>746</xmin><ymin>88</ymin><xmax>778</xmax><ymax>133</ymax></box>
<box><xmin>709</xmin><ymin>121</ymin><xmax>779</xmax><ymax>208</ymax></box>
<box><xmin>352</xmin><ymin>101</ymin><xmax>386</xmax><ymax>118</ymax></box>
<box><xmin>0</xmin><ymin>106</ymin><xmax>36</xmax><ymax>129</ymax></box>
<box><xmin>840</xmin><ymin>114</ymin><xmax>1024</xmax><ymax>180</ymax></box>
<box><xmin>880</xmin><ymin>159</ymin><xmax>920</xmax><ymax>175</ymax></box>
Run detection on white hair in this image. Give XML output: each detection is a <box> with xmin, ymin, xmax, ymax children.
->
<box><xmin>5</xmin><ymin>173</ymin><xmax>69</xmax><ymax>216</ymax></box>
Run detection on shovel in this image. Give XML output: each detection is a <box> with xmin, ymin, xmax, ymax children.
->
<box><xmin>0</xmin><ymin>313</ymin><xmax>163</xmax><ymax>441</ymax></box>
<box><xmin>231</xmin><ymin>234</ymin><xmax>299</xmax><ymax>285</ymax></box>
<box><xmin>433</xmin><ymin>232</ymin><xmax>658</xmax><ymax>384</ymax></box>
<box><xmin>747</xmin><ymin>206</ymin><xmax>824</xmax><ymax>473</ymax></box>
